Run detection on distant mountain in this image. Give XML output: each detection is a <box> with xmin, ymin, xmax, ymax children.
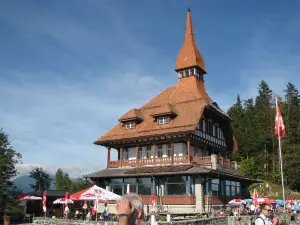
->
<box><xmin>13</xmin><ymin>175</ymin><xmax>56</xmax><ymax>193</ymax></box>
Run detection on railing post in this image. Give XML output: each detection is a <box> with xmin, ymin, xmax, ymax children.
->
<box><xmin>153</xmin><ymin>144</ymin><xmax>156</xmax><ymax>165</ymax></box>
<box><xmin>107</xmin><ymin>147</ymin><xmax>111</xmax><ymax>168</ymax></box>
<box><xmin>120</xmin><ymin>147</ymin><xmax>123</xmax><ymax>167</ymax></box>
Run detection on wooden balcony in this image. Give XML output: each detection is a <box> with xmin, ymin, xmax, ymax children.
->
<box><xmin>108</xmin><ymin>155</ymin><xmax>238</xmax><ymax>174</ymax></box>
<box><xmin>141</xmin><ymin>195</ymin><xmax>196</xmax><ymax>205</ymax></box>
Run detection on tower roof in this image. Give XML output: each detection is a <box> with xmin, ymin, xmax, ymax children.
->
<box><xmin>175</xmin><ymin>9</ymin><xmax>207</xmax><ymax>74</ymax></box>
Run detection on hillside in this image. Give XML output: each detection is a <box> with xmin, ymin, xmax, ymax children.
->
<box><xmin>252</xmin><ymin>181</ymin><xmax>300</xmax><ymax>199</ymax></box>
<box><xmin>13</xmin><ymin>175</ymin><xmax>56</xmax><ymax>193</ymax></box>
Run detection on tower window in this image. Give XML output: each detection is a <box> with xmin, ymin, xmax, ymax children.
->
<box><xmin>126</xmin><ymin>121</ymin><xmax>135</xmax><ymax>129</ymax></box>
<box><xmin>158</xmin><ymin>116</ymin><xmax>169</xmax><ymax>125</ymax></box>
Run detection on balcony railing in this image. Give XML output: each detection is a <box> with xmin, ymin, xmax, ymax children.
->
<box><xmin>108</xmin><ymin>155</ymin><xmax>238</xmax><ymax>173</ymax></box>
<box><xmin>140</xmin><ymin>195</ymin><xmax>196</xmax><ymax>205</ymax></box>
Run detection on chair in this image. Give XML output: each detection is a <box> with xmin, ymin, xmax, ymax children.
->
<box><xmin>24</xmin><ymin>214</ymin><xmax>31</xmax><ymax>222</ymax></box>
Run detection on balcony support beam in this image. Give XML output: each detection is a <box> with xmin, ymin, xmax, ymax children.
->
<box><xmin>136</xmin><ymin>146</ymin><xmax>139</xmax><ymax>166</ymax></box>
<box><xmin>120</xmin><ymin>147</ymin><xmax>123</xmax><ymax>167</ymax></box>
<box><xmin>107</xmin><ymin>147</ymin><xmax>111</xmax><ymax>168</ymax></box>
<box><xmin>171</xmin><ymin>143</ymin><xmax>174</xmax><ymax>164</ymax></box>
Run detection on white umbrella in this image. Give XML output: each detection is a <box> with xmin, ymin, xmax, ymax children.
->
<box><xmin>70</xmin><ymin>185</ymin><xmax>121</xmax><ymax>201</ymax></box>
<box><xmin>53</xmin><ymin>198</ymin><xmax>74</xmax><ymax>204</ymax></box>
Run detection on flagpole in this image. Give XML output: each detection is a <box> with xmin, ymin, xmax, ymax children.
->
<box><xmin>276</xmin><ymin>96</ymin><xmax>286</xmax><ymax>212</ymax></box>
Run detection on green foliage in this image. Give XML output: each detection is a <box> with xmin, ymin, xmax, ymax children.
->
<box><xmin>0</xmin><ymin>128</ymin><xmax>22</xmax><ymax>215</ymax></box>
<box><xmin>69</xmin><ymin>177</ymin><xmax>87</xmax><ymax>193</ymax></box>
<box><xmin>29</xmin><ymin>167</ymin><xmax>51</xmax><ymax>192</ymax></box>
<box><xmin>229</xmin><ymin>81</ymin><xmax>300</xmax><ymax>191</ymax></box>
<box><xmin>55</xmin><ymin>168</ymin><xmax>71</xmax><ymax>191</ymax></box>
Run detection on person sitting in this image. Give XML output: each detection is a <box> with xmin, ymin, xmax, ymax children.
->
<box><xmin>116</xmin><ymin>193</ymin><xmax>144</xmax><ymax>225</ymax></box>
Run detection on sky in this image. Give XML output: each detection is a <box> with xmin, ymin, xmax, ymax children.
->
<box><xmin>0</xmin><ymin>0</ymin><xmax>300</xmax><ymax>177</ymax></box>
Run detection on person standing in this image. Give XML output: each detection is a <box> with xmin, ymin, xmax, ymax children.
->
<box><xmin>254</xmin><ymin>204</ymin><xmax>279</xmax><ymax>225</ymax></box>
<box><xmin>103</xmin><ymin>203</ymin><xmax>109</xmax><ymax>221</ymax></box>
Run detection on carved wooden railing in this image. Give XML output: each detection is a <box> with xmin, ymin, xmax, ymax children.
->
<box><xmin>191</xmin><ymin>156</ymin><xmax>212</xmax><ymax>165</ymax></box>
<box><xmin>108</xmin><ymin>155</ymin><xmax>238</xmax><ymax>172</ymax></box>
<box><xmin>141</xmin><ymin>195</ymin><xmax>195</xmax><ymax>205</ymax></box>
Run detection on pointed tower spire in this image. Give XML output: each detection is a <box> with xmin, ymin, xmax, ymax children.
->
<box><xmin>175</xmin><ymin>9</ymin><xmax>207</xmax><ymax>74</ymax></box>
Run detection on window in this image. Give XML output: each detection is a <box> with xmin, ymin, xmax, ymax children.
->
<box><xmin>111</xmin><ymin>179</ymin><xmax>123</xmax><ymax>196</ymax></box>
<box><xmin>165</xmin><ymin>176</ymin><xmax>187</xmax><ymax>195</ymax></box>
<box><xmin>123</xmin><ymin>148</ymin><xmax>129</xmax><ymax>160</ymax></box>
<box><xmin>157</xmin><ymin>145</ymin><xmax>163</xmax><ymax>157</ymax></box>
<box><xmin>138</xmin><ymin>178</ymin><xmax>152</xmax><ymax>195</ymax></box>
<box><xmin>126</xmin><ymin>121</ymin><xmax>135</xmax><ymax>129</ymax></box>
<box><xmin>167</xmin><ymin>144</ymin><xmax>172</xmax><ymax>157</ymax></box>
<box><xmin>124</xmin><ymin>178</ymin><xmax>137</xmax><ymax>193</ymax></box>
<box><xmin>158</xmin><ymin>116</ymin><xmax>169</xmax><ymax>125</ymax></box>
<box><xmin>138</xmin><ymin>147</ymin><xmax>143</xmax><ymax>159</ymax></box>
<box><xmin>146</xmin><ymin>146</ymin><xmax>152</xmax><ymax>158</ymax></box>
<box><xmin>211</xmin><ymin>179</ymin><xmax>219</xmax><ymax>195</ymax></box>
<box><xmin>225</xmin><ymin>180</ymin><xmax>231</xmax><ymax>196</ymax></box>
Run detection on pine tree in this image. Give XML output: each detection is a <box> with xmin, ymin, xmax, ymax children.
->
<box><xmin>283</xmin><ymin>82</ymin><xmax>300</xmax><ymax>144</ymax></box>
<box><xmin>29</xmin><ymin>167</ymin><xmax>51</xmax><ymax>192</ymax></box>
<box><xmin>55</xmin><ymin>168</ymin><xmax>71</xmax><ymax>191</ymax></box>
<box><xmin>0</xmin><ymin>128</ymin><xmax>22</xmax><ymax>214</ymax></box>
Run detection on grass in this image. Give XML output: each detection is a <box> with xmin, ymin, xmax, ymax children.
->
<box><xmin>250</xmin><ymin>181</ymin><xmax>300</xmax><ymax>199</ymax></box>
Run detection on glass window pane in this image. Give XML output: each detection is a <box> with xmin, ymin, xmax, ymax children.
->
<box><xmin>226</xmin><ymin>186</ymin><xmax>230</xmax><ymax>196</ymax></box>
<box><xmin>212</xmin><ymin>184</ymin><xmax>219</xmax><ymax>191</ymax></box>
<box><xmin>231</xmin><ymin>186</ymin><xmax>236</xmax><ymax>196</ymax></box>
<box><xmin>124</xmin><ymin>178</ymin><xmax>136</xmax><ymax>184</ymax></box>
<box><xmin>138</xmin><ymin>184</ymin><xmax>152</xmax><ymax>195</ymax></box>
<box><xmin>166</xmin><ymin>176</ymin><xmax>186</xmax><ymax>183</ymax></box>
<box><xmin>137</xmin><ymin>177</ymin><xmax>151</xmax><ymax>184</ymax></box>
<box><xmin>111</xmin><ymin>179</ymin><xmax>123</xmax><ymax>184</ymax></box>
<box><xmin>112</xmin><ymin>185</ymin><xmax>122</xmax><ymax>196</ymax></box>
<box><xmin>167</xmin><ymin>184</ymin><xmax>186</xmax><ymax>195</ymax></box>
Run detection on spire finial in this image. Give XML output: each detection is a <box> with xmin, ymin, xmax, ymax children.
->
<box><xmin>187</xmin><ymin>7</ymin><xmax>191</xmax><ymax>13</ymax></box>
<box><xmin>175</xmin><ymin>9</ymin><xmax>207</xmax><ymax>74</ymax></box>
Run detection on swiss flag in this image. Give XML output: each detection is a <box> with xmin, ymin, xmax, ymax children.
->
<box><xmin>275</xmin><ymin>97</ymin><xmax>286</xmax><ymax>139</ymax></box>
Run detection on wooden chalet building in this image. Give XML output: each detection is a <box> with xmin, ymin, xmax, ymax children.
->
<box><xmin>87</xmin><ymin>9</ymin><xmax>258</xmax><ymax>213</ymax></box>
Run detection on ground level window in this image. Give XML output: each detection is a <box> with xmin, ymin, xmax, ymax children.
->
<box><xmin>165</xmin><ymin>176</ymin><xmax>187</xmax><ymax>195</ymax></box>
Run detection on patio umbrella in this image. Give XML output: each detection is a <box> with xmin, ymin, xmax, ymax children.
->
<box><xmin>228</xmin><ymin>199</ymin><xmax>245</xmax><ymax>205</ymax></box>
<box><xmin>19</xmin><ymin>195</ymin><xmax>42</xmax><ymax>200</ymax></box>
<box><xmin>276</xmin><ymin>200</ymin><xmax>286</xmax><ymax>205</ymax></box>
<box><xmin>42</xmin><ymin>191</ymin><xmax>47</xmax><ymax>214</ymax></box>
<box><xmin>53</xmin><ymin>198</ymin><xmax>74</xmax><ymax>204</ymax></box>
<box><xmin>252</xmin><ymin>189</ymin><xmax>258</xmax><ymax>199</ymax></box>
<box><xmin>256</xmin><ymin>196</ymin><xmax>270</xmax><ymax>204</ymax></box>
<box><xmin>70</xmin><ymin>185</ymin><xmax>121</xmax><ymax>201</ymax></box>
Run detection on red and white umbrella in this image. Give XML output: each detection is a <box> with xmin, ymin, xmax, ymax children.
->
<box><xmin>151</xmin><ymin>193</ymin><xmax>156</xmax><ymax>207</ymax></box>
<box><xmin>228</xmin><ymin>199</ymin><xmax>246</xmax><ymax>205</ymax></box>
<box><xmin>70</xmin><ymin>185</ymin><xmax>121</xmax><ymax>201</ymax></box>
<box><xmin>83</xmin><ymin>200</ymin><xmax>87</xmax><ymax>209</ymax></box>
<box><xmin>252</xmin><ymin>189</ymin><xmax>259</xmax><ymax>199</ymax></box>
<box><xmin>53</xmin><ymin>198</ymin><xmax>74</xmax><ymax>204</ymax></box>
<box><xmin>65</xmin><ymin>192</ymin><xmax>69</xmax><ymax>211</ymax></box>
<box><xmin>256</xmin><ymin>196</ymin><xmax>270</xmax><ymax>204</ymax></box>
<box><xmin>19</xmin><ymin>195</ymin><xmax>42</xmax><ymax>201</ymax></box>
<box><xmin>42</xmin><ymin>191</ymin><xmax>47</xmax><ymax>213</ymax></box>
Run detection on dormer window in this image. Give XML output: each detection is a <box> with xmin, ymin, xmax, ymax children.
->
<box><xmin>158</xmin><ymin>116</ymin><xmax>169</xmax><ymax>125</ymax></box>
<box><xmin>126</xmin><ymin>121</ymin><xmax>135</xmax><ymax>129</ymax></box>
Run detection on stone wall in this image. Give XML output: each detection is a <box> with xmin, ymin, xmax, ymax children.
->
<box><xmin>33</xmin><ymin>216</ymin><xmax>254</xmax><ymax>225</ymax></box>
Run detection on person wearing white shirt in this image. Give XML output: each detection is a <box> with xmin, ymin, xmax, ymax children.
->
<box><xmin>250</xmin><ymin>203</ymin><xmax>255</xmax><ymax>214</ymax></box>
<box><xmin>254</xmin><ymin>204</ymin><xmax>279</xmax><ymax>225</ymax></box>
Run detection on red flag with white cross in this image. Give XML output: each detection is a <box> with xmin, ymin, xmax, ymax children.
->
<box><xmin>275</xmin><ymin>97</ymin><xmax>286</xmax><ymax>140</ymax></box>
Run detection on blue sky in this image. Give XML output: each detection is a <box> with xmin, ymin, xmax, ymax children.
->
<box><xmin>0</xmin><ymin>0</ymin><xmax>300</xmax><ymax>177</ymax></box>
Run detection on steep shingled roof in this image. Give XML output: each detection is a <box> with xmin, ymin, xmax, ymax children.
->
<box><xmin>94</xmin><ymin>76</ymin><xmax>213</xmax><ymax>144</ymax></box>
